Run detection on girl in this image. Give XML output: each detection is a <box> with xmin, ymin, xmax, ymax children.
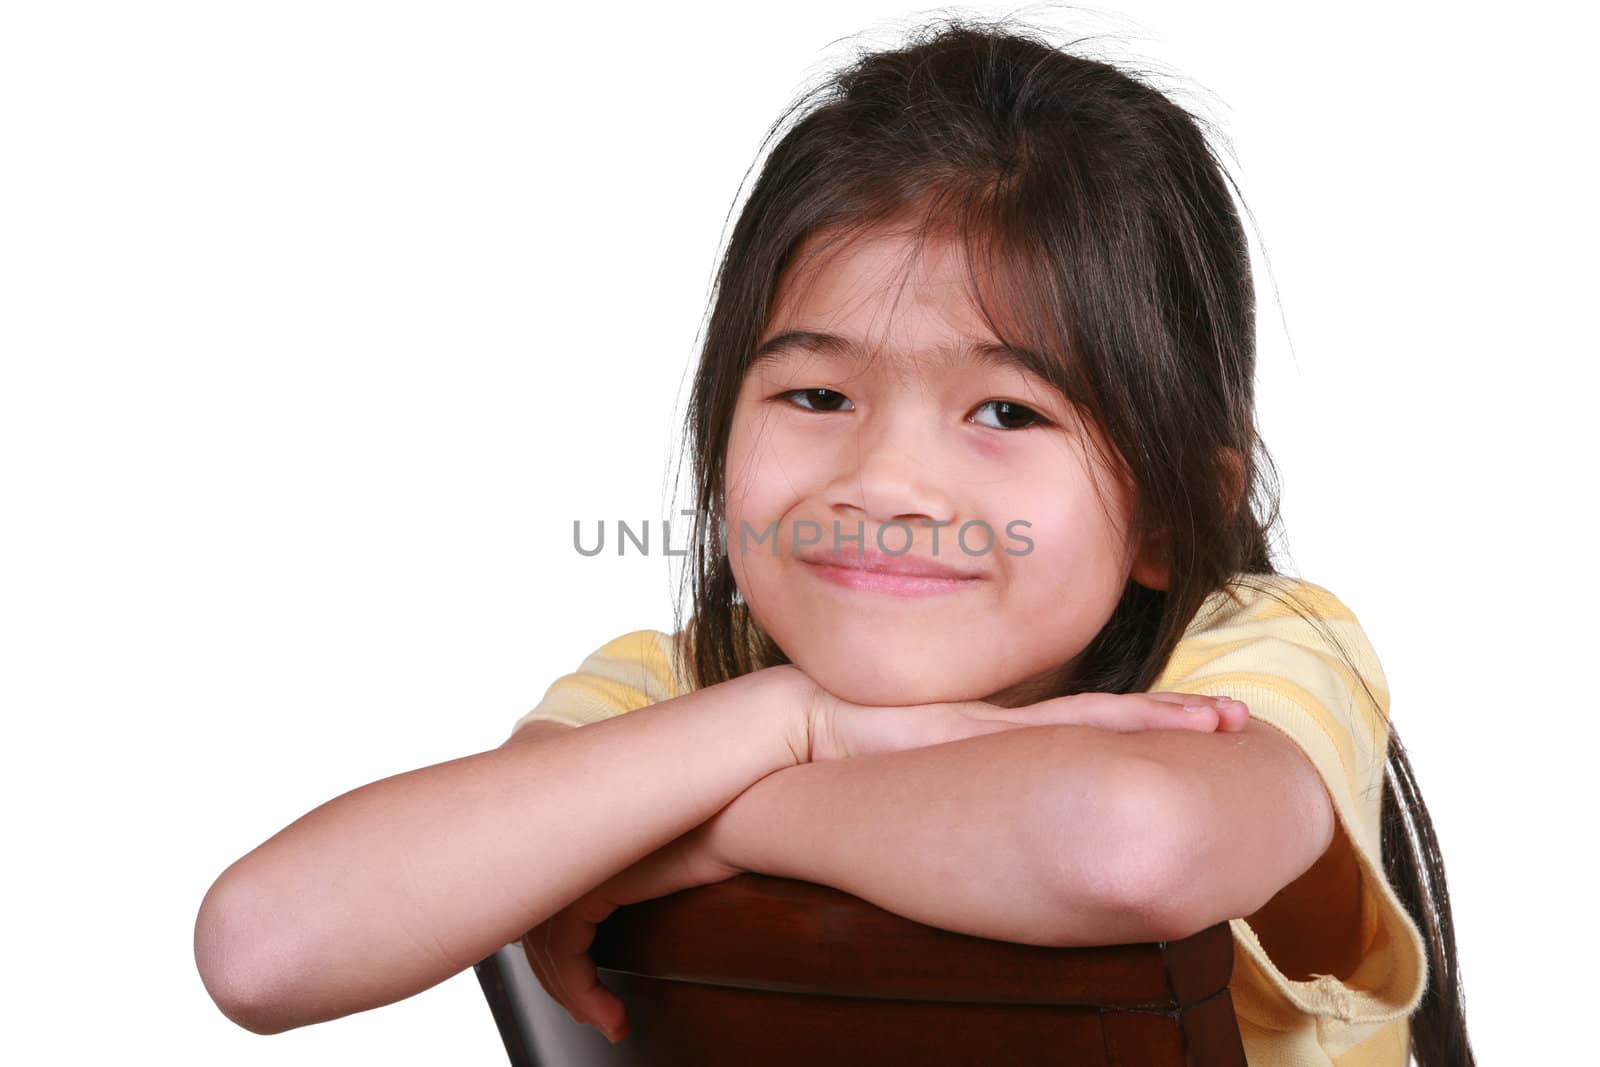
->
<box><xmin>194</xmin><ymin>16</ymin><xmax>1472</xmax><ymax>1067</ymax></box>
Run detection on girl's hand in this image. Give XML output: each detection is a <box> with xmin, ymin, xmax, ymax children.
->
<box><xmin>807</xmin><ymin>686</ymin><xmax>1250</xmax><ymax>762</ymax></box>
<box><xmin>521</xmin><ymin>820</ymin><xmax>740</xmax><ymax>1045</ymax></box>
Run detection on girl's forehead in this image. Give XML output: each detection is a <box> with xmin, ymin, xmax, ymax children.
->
<box><xmin>765</xmin><ymin>232</ymin><xmax>1011</xmax><ymax>358</ymax></box>
<box><xmin>775</xmin><ymin>225</ymin><xmax>978</xmax><ymax>310</ymax></box>
<box><xmin>750</xmin><ymin>326</ymin><xmax>1038</xmax><ymax>383</ymax></box>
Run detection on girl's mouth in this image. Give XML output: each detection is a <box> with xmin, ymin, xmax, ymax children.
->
<box><xmin>800</xmin><ymin>560</ymin><xmax>986</xmax><ymax>597</ymax></box>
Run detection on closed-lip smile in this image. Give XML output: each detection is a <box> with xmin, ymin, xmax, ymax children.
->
<box><xmin>797</xmin><ymin>547</ymin><xmax>988</xmax><ymax>596</ymax></box>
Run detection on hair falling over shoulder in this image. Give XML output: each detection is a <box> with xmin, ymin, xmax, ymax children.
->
<box><xmin>662</xmin><ymin>14</ymin><xmax>1474</xmax><ymax>1062</ymax></box>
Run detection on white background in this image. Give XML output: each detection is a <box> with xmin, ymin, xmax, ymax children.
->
<box><xmin>2</xmin><ymin>1</ymin><xmax>1590</xmax><ymax>1063</ymax></box>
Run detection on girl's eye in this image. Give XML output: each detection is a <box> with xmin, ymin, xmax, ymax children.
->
<box><xmin>777</xmin><ymin>388</ymin><xmax>853</xmax><ymax>413</ymax></box>
<box><xmin>776</xmin><ymin>390</ymin><xmax>1050</xmax><ymax>430</ymax></box>
<box><xmin>971</xmin><ymin>399</ymin><xmax>1050</xmax><ymax>431</ymax></box>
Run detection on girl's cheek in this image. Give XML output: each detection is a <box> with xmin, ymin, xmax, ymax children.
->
<box><xmin>966</xmin><ymin>432</ymin><xmax>1011</xmax><ymax>464</ymax></box>
<box><xmin>746</xmin><ymin>420</ymin><xmax>820</xmax><ymax>481</ymax></box>
<box><xmin>726</xmin><ymin>434</ymin><xmax>781</xmax><ymax>502</ymax></box>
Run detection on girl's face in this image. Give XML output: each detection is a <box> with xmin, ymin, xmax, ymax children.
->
<box><xmin>724</xmin><ymin>225</ymin><xmax>1164</xmax><ymax>708</ymax></box>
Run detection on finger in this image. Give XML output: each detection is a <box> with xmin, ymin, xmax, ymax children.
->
<box><xmin>548</xmin><ymin>902</ymin><xmax>628</xmax><ymax>1032</ymax></box>
<box><xmin>1074</xmin><ymin>693</ymin><xmax>1218</xmax><ymax>732</ymax></box>
<box><xmin>1164</xmin><ymin>698</ymin><xmax>1221</xmax><ymax>731</ymax></box>
<box><xmin>523</xmin><ymin>926</ymin><xmax>581</xmax><ymax>1025</ymax></box>
<box><xmin>1170</xmin><ymin>696</ymin><xmax>1249</xmax><ymax>732</ymax></box>
<box><xmin>1149</xmin><ymin>691</ymin><xmax>1256</xmax><ymax>730</ymax></box>
<box><xmin>553</xmin><ymin>951</ymin><xmax>623</xmax><ymax>1038</ymax></box>
<box><xmin>1214</xmin><ymin>698</ymin><xmax>1250</xmax><ymax>731</ymax></box>
<box><xmin>556</xmin><ymin>943</ymin><xmax>622</xmax><ymax>1033</ymax></box>
<box><xmin>521</xmin><ymin>927</ymin><xmax>557</xmax><ymax>1004</ymax></box>
<box><xmin>1146</xmin><ymin>691</ymin><xmax>1234</xmax><ymax>708</ymax></box>
<box><xmin>1119</xmin><ymin>694</ymin><xmax>1223</xmax><ymax>733</ymax></box>
<box><xmin>1157</xmin><ymin>692</ymin><xmax>1250</xmax><ymax>729</ymax></box>
<box><xmin>545</xmin><ymin>910</ymin><xmax>597</xmax><ymax>997</ymax></box>
<box><xmin>1021</xmin><ymin>692</ymin><xmax>1126</xmax><ymax>731</ymax></box>
<box><xmin>1003</xmin><ymin>692</ymin><xmax>1228</xmax><ymax>735</ymax></box>
<box><xmin>520</xmin><ymin>930</ymin><xmax>553</xmax><ymax>1003</ymax></box>
<box><xmin>543</xmin><ymin>919</ymin><xmax>584</xmax><ymax>1021</ymax></box>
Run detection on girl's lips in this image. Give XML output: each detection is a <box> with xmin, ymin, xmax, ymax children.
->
<box><xmin>801</xmin><ymin>560</ymin><xmax>986</xmax><ymax>597</ymax></box>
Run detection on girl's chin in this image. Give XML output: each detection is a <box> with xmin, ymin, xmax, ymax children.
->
<box><xmin>807</xmin><ymin>668</ymin><xmax>997</xmax><ymax>709</ymax></box>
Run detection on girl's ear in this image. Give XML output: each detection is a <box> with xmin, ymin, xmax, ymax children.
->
<box><xmin>1219</xmin><ymin>446</ymin><xmax>1246</xmax><ymax>519</ymax></box>
<box><xmin>1128</xmin><ymin>447</ymin><xmax>1246</xmax><ymax>593</ymax></box>
<box><xmin>1130</xmin><ymin>529</ymin><xmax>1170</xmax><ymax>592</ymax></box>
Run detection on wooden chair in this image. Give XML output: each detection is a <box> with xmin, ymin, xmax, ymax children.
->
<box><xmin>475</xmin><ymin>873</ymin><xmax>1246</xmax><ymax>1066</ymax></box>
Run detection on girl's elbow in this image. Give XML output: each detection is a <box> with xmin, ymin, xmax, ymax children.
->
<box><xmin>1052</xmin><ymin>756</ymin><xmax>1209</xmax><ymax>943</ymax></box>
<box><xmin>194</xmin><ymin>873</ymin><xmax>305</xmax><ymax>1035</ymax></box>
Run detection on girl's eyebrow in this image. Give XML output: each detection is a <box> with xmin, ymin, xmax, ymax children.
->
<box><xmin>751</xmin><ymin>329</ymin><xmax>1051</xmax><ymax>380</ymax></box>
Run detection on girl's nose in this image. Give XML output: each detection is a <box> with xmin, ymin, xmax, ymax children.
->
<box><xmin>824</xmin><ymin>413</ymin><xmax>957</xmax><ymax>529</ymax></box>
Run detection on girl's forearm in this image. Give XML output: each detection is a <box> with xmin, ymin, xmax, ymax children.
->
<box><xmin>194</xmin><ymin>666</ymin><xmax>811</xmax><ymax>1035</ymax></box>
<box><xmin>706</xmin><ymin>723</ymin><xmax>1159</xmax><ymax>947</ymax></box>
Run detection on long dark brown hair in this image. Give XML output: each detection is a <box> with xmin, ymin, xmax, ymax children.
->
<box><xmin>660</xmin><ymin>15</ymin><xmax>1472</xmax><ymax>1064</ymax></box>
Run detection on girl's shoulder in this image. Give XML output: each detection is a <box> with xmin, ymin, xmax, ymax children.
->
<box><xmin>583</xmin><ymin>628</ymin><xmax>687</xmax><ymax>700</ymax></box>
<box><xmin>509</xmin><ymin>627</ymin><xmax>684</xmax><ymax>733</ymax></box>
<box><xmin>1186</xmin><ymin>572</ymin><xmax>1364</xmax><ymax>636</ymax></box>
<box><xmin>1164</xmin><ymin>571</ymin><xmax>1391</xmax><ymax>741</ymax></box>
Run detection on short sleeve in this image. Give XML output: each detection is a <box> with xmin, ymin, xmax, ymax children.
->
<box><xmin>508</xmin><ymin>629</ymin><xmax>683</xmax><ymax>738</ymax></box>
<box><xmin>1150</xmin><ymin>576</ymin><xmax>1429</xmax><ymax>1039</ymax></box>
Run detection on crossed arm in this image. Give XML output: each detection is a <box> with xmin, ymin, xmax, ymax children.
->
<box><xmin>702</xmin><ymin>717</ymin><xmax>1335</xmax><ymax>946</ymax></box>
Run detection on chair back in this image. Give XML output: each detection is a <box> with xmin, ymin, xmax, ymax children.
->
<box><xmin>475</xmin><ymin>873</ymin><xmax>1246</xmax><ymax>1065</ymax></box>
